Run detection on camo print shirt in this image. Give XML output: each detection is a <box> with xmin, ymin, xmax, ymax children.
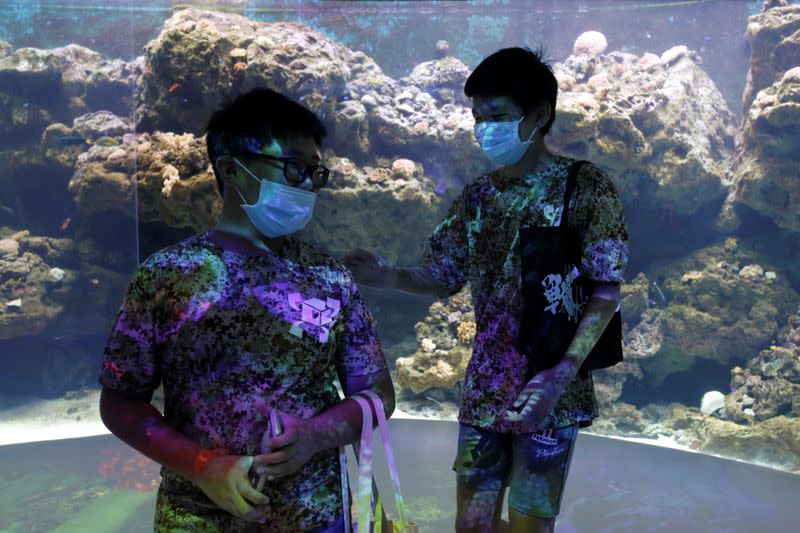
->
<box><xmin>99</xmin><ymin>231</ymin><xmax>387</xmax><ymax>532</ymax></box>
<box><xmin>421</xmin><ymin>156</ymin><xmax>629</xmax><ymax>433</ymax></box>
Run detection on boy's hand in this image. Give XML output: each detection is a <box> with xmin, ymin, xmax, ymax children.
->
<box><xmin>341</xmin><ymin>248</ymin><xmax>398</xmax><ymax>288</ymax></box>
<box><xmin>253</xmin><ymin>412</ymin><xmax>319</xmax><ymax>479</ymax></box>
<box><xmin>502</xmin><ymin>360</ymin><xmax>578</xmax><ymax>430</ymax></box>
<box><xmin>193</xmin><ymin>454</ymin><xmax>269</xmax><ymax>522</ymax></box>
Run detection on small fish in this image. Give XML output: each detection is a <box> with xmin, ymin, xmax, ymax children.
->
<box><xmin>60</xmin><ymin>217</ymin><xmax>71</xmax><ymax>231</ymax></box>
<box><xmin>0</xmin><ymin>204</ymin><xmax>16</xmax><ymax>217</ymax></box>
<box><xmin>647</xmin><ymin>297</ymin><xmax>656</xmax><ymax>305</ymax></box>
<box><xmin>89</xmin><ymin>278</ymin><xmax>100</xmax><ymax>285</ymax></box>
<box><xmin>424</xmin><ymin>396</ymin><xmax>443</xmax><ymax>406</ymax></box>
<box><xmin>653</xmin><ymin>281</ymin><xmax>666</xmax><ymax>302</ymax></box>
<box><xmin>57</xmin><ymin>135</ymin><xmax>91</xmax><ymax>146</ymax></box>
<box><xmin>168</xmin><ymin>80</ymin><xmax>203</xmax><ymax>108</ymax></box>
<box><xmin>434</xmin><ymin>181</ymin><xmax>447</xmax><ymax>197</ymax></box>
<box><xmin>93</xmin><ymin>136</ymin><xmax>120</xmax><ymax>147</ymax></box>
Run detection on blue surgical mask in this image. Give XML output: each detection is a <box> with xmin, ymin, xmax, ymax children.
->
<box><xmin>474</xmin><ymin>116</ymin><xmax>536</xmax><ymax>166</ymax></box>
<box><xmin>233</xmin><ymin>157</ymin><xmax>316</xmax><ymax>238</ymax></box>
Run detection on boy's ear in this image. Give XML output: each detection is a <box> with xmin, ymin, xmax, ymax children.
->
<box><xmin>215</xmin><ymin>155</ymin><xmax>237</xmax><ymax>180</ymax></box>
<box><xmin>535</xmin><ymin>101</ymin><xmax>551</xmax><ymax>128</ymax></box>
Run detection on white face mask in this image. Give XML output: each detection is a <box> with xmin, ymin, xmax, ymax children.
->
<box><xmin>474</xmin><ymin>116</ymin><xmax>536</xmax><ymax>166</ymax></box>
<box><xmin>233</xmin><ymin>157</ymin><xmax>316</xmax><ymax>238</ymax></box>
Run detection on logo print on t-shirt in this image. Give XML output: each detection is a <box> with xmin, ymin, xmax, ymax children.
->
<box><xmin>287</xmin><ymin>293</ymin><xmax>341</xmax><ymax>342</ymax></box>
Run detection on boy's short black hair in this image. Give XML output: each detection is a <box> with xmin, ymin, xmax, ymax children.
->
<box><xmin>206</xmin><ymin>88</ymin><xmax>327</xmax><ymax>196</ymax></box>
<box><xmin>464</xmin><ymin>46</ymin><xmax>557</xmax><ymax>135</ymax></box>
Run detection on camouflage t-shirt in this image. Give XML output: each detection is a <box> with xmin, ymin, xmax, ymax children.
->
<box><xmin>98</xmin><ymin>231</ymin><xmax>387</xmax><ymax>532</ymax></box>
<box><xmin>421</xmin><ymin>156</ymin><xmax>629</xmax><ymax>433</ymax></box>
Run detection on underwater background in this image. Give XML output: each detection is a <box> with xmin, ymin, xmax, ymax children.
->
<box><xmin>0</xmin><ymin>0</ymin><xmax>799</xmax><ymax>531</ymax></box>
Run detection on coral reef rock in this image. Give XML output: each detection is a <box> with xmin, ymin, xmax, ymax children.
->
<box><xmin>725</xmin><ymin>66</ymin><xmax>800</xmax><ymax>234</ymax></box>
<box><xmin>592</xmin><ymin>362</ymin><xmax>639</xmax><ymax>405</ymax></box>
<box><xmin>135</xmin><ymin>8</ymin><xmax>490</xmax><ymax>185</ymax></box>
<box><xmin>41</xmin><ymin>111</ymin><xmax>130</xmax><ymax>172</ymax></box>
<box><xmin>300</xmin><ymin>155</ymin><xmax>446</xmax><ymax>264</ymax></box>
<box><xmin>725</xmin><ymin>315</ymin><xmax>800</xmax><ymax>423</ymax></box>
<box><xmin>553</xmin><ymin>44</ymin><xmax>737</xmax><ymax>215</ymax></box>
<box><xmin>662</xmin><ymin>405</ymin><xmax>800</xmax><ymax>473</ymax></box>
<box><xmin>136</xmin><ymin>9</ymin><xmax>353</xmax><ymax>135</ymax></box>
<box><xmin>573</xmin><ymin>31</ymin><xmax>608</xmax><ymax>57</ymax></box>
<box><xmin>741</xmin><ymin>5</ymin><xmax>800</xmax><ymax>115</ymax></box>
<box><xmin>399</xmin><ymin>56</ymin><xmax>471</xmax><ymax>107</ymax></box>
<box><xmin>700</xmin><ymin>390</ymin><xmax>726</xmax><ymax>416</ymax></box>
<box><xmin>0</xmin><ymin>234</ymin><xmax>68</xmax><ymax>339</ymax></box>
<box><xmin>633</xmin><ymin>239</ymin><xmax>798</xmax><ymax>385</ymax></box>
<box><xmin>69</xmin><ymin>130</ymin><xmax>220</xmax><ymax>231</ymax></box>
<box><xmin>0</xmin><ymin>44</ymin><xmax>140</xmax><ymax>121</ymax></box>
<box><xmin>395</xmin><ymin>288</ymin><xmax>473</xmax><ymax>395</ymax></box>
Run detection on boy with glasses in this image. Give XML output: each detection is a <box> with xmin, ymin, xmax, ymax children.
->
<box><xmin>98</xmin><ymin>88</ymin><xmax>393</xmax><ymax>532</ymax></box>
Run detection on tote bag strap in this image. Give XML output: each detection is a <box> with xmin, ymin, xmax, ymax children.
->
<box><xmin>339</xmin><ymin>445</ymin><xmax>351</xmax><ymax>533</ymax></box>
<box><xmin>558</xmin><ymin>160</ymin><xmax>587</xmax><ymax>228</ymax></box>
<box><xmin>351</xmin><ymin>394</ymin><xmax>377</xmax><ymax>532</ymax></box>
<box><xmin>358</xmin><ymin>390</ymin><xmax>409</xmax><ymax>526</ymax></box>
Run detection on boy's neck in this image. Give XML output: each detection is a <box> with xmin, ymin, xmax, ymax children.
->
<box><xmin>213</xmin><ymin>200</ymin><xmax>286</xmax><ymax>254</ymax></box>
<box><xmin>500</xmin><ymin>137</ymin><xmax>556</xmax><ymax>179</ymax></box>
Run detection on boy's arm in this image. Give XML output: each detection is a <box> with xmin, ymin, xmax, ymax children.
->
<box><xmin>344</xmin><ymin>189</ymin><xmax>470</xmax><ymax>299</ymax></box>
<box><xmin>340</xmin><ymin>249</ymin><xmax>451</xmax><ymax>298</ymax></box>
<box><xmin>558</xmin><ymin>282</ymin><xmax>621</xmax><ymax>377</ymax></box>
<box><xmin>99</xmin><ymin>387</ymin><xmax>210</xmax><ymax>483</ymax></box>
<box><xmin>392</xmin><ymin>266</ymin><xmax>451</xmax><ymax>298</ymax></box>
<box><xmin>308</xmin><ymin>368</ymin><xmax>395</xmax><ymax>452</ymax></box>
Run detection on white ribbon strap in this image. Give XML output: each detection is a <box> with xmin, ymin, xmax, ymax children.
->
<box><xmin>358</xmin><ymin>390</ymin><xmax>408</xmax><ymax>526</ymax></box>
<box><xmin>339</xmin><ymin>445</ymin><xmax>350</xmax><ymax>533</ymax></box>
<box><xmin>351</xmin><ymin>394</ymin><xmax>376</xmax><ymax>533</ymax></box>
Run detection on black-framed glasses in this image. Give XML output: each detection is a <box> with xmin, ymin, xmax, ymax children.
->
<box><xmin>234</xmin><ymin>152</ymin><xmax>330</xmax><ymax>189</ymax></box>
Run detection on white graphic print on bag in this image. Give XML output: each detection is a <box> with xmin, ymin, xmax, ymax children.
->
<box><xmin>541</xmin><ymin>265</ymin><xmax>584</xmax><ymax>322</ymax></box>
<box><xmin>542</xmin><ymin>203</ymin><xmax>563</xmax><ymax>226</ymax></box>
<box><xmin>287</xmin><ymin>293</ymin><xmax>341</xmax><ymax>342</ymax></box>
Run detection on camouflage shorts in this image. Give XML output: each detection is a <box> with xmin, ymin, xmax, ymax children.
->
<box><xmin>153</xmin><ymin>488</ymin><xmax>346</xmax><ymax>532</ymax></box>
<box><xmin>452</xmin><ymin>423</ymin><xmax>579</xmax><ymax>518</ymax></box>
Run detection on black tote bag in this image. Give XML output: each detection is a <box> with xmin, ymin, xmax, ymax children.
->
<box><xmin>518</xmin><ymin>160</ymin><xmax>623</xmax><ymax>377</ymax></box>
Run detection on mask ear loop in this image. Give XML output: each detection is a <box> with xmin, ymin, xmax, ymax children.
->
<box><xmin>517</xmin><ymin>115</ymin><xmax>537</xmax><ymax>143</ymax></box>
<box><xmin>232</xmin><ymin>156</ymin><xmax>262</xmax><ymax>206</ymax></box>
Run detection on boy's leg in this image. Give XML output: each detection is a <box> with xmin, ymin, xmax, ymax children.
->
<box><xmin>455</xmin><ymin>483</ymin><xmax>507</xmax><ymax>532</ymax></box>
<box><xmin>508</xmin><ymin>508</ymin><xmax>554</xmax><ymax>533</ymax></box>
<box><xmin>507</xmin><ymin>424</ymin><xmax>580</xmax><ymax>533</ymax></box>
<box><xmin>452</xmin><ymin>424</ymin><xmax>512</xmax><ymax>533</ymax></box>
